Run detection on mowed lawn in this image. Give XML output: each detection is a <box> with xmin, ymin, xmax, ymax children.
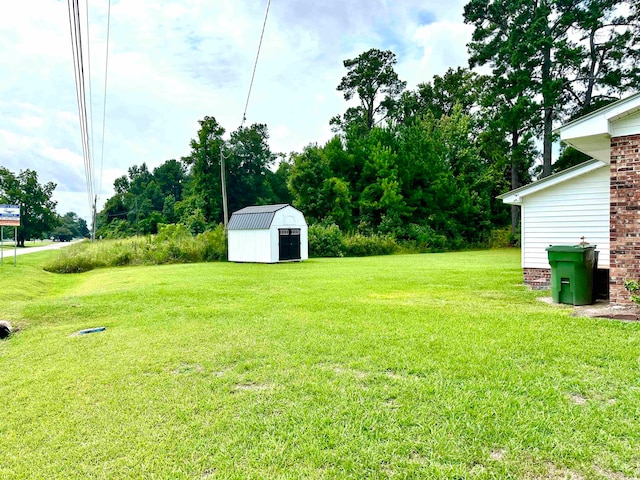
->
<box><xmin>1</xmin><ymin>250</ymin><xmax>639</xmax><ymax>479</ymax></box>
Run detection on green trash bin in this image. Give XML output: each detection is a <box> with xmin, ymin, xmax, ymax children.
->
<box><xmin>546</xmin><ymin>244</ymin><xmax>597</xmax><ymax>305</ymax></box>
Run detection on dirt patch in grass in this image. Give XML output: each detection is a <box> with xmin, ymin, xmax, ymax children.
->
<box><xmin>384</xmin><ymin>369</ymin><xmax>405</xmax><ymax>380</ymax></box>
<box><xmin>489</xmin><ymin>449</ymin><xmax>506</xmax><ymax>461</ymax></box>
<box><xmin>538</xmin><ymin>463</ymin><xmax>584</xmax><ymax>480</ymax></box>
<box><xmin>201</xmin><ymin>468</ymin><xmax>216</xmax><ymax>478</ymax></box>
<box><xmin>170</xmin><ymin>363</ymin><xmax>205</xmax><ymax>375</ymax></box>
<box><xmin>569</xmin><ymin>393</ymin><xmax>587</xmax><ymax>405</ymax></box>
<box><xmin>593</xmin><ymin>466</ymin><xmax>637</xmax><ymax>479</ymax></box>
<box><xmin>233</xmin><ymin>382</ymin><xmax>272</xmax><ymax>392</ymax></box>
<box><xmin>315</xmin><ymin>362</ymin><xmax>369</xmax><ymax>379</ymax></box>
<box><xmin>384</xmin><ymin>397</ymin><xmax>399</xmax><ymax>409</ymax></box>
<box><xmin>538</xmin><ymin>297</ymin><xmax>640</xmax><ymax>321</ymax></box>
<box><xmin>573</xmin><ymin>301</ymin><xmax>640</xmax><ymax>321</ymax></box>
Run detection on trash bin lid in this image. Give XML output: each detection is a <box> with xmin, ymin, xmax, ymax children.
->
<box><xmin>546</xmin><ymin>244</ymin><xmax>597</xmax><ymax>252</ymax></box>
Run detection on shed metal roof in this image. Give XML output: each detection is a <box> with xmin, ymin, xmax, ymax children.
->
<box><xmin>227</xmin><ymin>204</ymin><xmax>290</xmax><ymax>230</ymax></box>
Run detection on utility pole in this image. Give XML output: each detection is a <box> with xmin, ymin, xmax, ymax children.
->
<box><xmin>220</xmin><ymin>149</ymin><xmax>229</xmax><ymax>228</ymax></box>
<box><xmin>135</xmin><ymin>197</ymin><xmax>139</xmax><ymax>237</ymax></box>
<box><xmin>91</xmin><ymin>195</ymin><xmax>97</xmax><ymax>241</ymax></box>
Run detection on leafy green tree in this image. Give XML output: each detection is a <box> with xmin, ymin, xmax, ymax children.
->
<box><xmin>479</xmin><ymin>82</ymin><xmax>538</xmax><ymax>233</ymax></box>
<box><xmin>226</xmin><ymin>123</ymin><xmax>276</xmax><ymax>212</ymax></box>
<box><xmin>552</xmin><ymin>146</ymin><xmax>591</xmax><ymax>174</ymax></box>
<box><xmin>263</xmin><ymin>157</ymin><xmax>293</xmax><ymax>205</ymax></box>
<box><xmin>0</xmin><ymin>168</ymin><xmax>58</xmax><ymax>246</ymax></box>
<box><xmin>358</xmin><ymin>140</ymin><xmax>409</xmax><ymax>233</ymax></box>
<box><xmin>288</xmin><ymin>145</ymin><xmax>332</xmax><ymax>223</ymax></box>
<box><xmin>569</xmin><ymin>0</ymin><xmax>640</xmax><ymax>115</ymax></box>
<box><xmin>97</xmin><ymin>194</ymin><xmax>128</xmax><ymax>234</ymax></box>
<box><xmin>324</xmin><ymin>136</ymin><xmax>355</xmax><ymax>185</ymax></box>
<box><xmin>322</xmin><ymin>177</ymin><xmax>353</xmax><ymax>230</ymax></box>
<box><xmin>332</xmin><ymin>49</ymin><xmax>406</xmax><ymax>132</ymax></box>
<box><xmin>60</xmin><ymin>211</ymin><xmax>89</xmax><ymax>238</ymax></box>
<box><xmin>396</xmin><ymin>67</ymin><xmax>488</xmax><ymax>124</ymax></box>
<box><xmin>51</xmin><ymin>226</ymin><xmax>74</xmax><ymax>242</ymax></box>
<box><xmin>185</xmin><ymin>208</ymin><xmax>207</xmax><ymax>235</ymax></box>
<box><xmin>465</xmin><ymin>0</ymin><xmax>640</xmax><ymax>177</ymax></box>
<box><xmin>153</xmin><ymin>159</ymin><xmax>186</xmax><ymax>201</ymax></box>
<box><xmin>98</xmin><ymin>162</ymin><xmax>174</xmax><ymax>237</ymax></box>
<box><xmin>162</xmin><ymin>194</ymin><xmax>178</xmax><ymax>224</ymax></box>
<box><xmin>182</xmin><ymin>116</ymin><xmax>225</xmax><ymax>223</ymax></box>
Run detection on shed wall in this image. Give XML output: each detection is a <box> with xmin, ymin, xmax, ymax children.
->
<box><xmin>521</xmin><ymin>165</ymin><xmax>610</xmax><ymax>269</ymax></box>
<box><xmin>228</xmin><ymin>229</ymin><xmax>272</xmax><ymax>263</ymax></box>
<box><xmin>269</xmin><ymin>207</ymin><xmax>309</xmax><ymax>262</ymax></box>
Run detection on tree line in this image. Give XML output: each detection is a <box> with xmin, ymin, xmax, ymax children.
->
<box><xmin>97</xmin><ymin>0</ymin><xmax>638</xmax><ymax>247</ymax></box>
<box><xmin>4</xmin><ymin>0</ymin><xmax>639</xmax><ymax>249</ymax></box>
<box><xmin>0</xmin><ymin>167</ymin><xmax>88</xmax><ymax>246</ymax></box>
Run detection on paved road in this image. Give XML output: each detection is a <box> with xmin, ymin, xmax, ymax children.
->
<box><xmin>0</xmin><ymin>240</ymin><xmax>83</xmax><ymax>258</ymax></box>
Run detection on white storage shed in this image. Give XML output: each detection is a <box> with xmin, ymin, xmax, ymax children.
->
<box><xmin>227</xmin><ymin>204</ymin><xmax>308</xmax><ymax>263</ymax></box>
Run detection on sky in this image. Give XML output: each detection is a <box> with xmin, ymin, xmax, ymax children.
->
<box><xmin>0</xmin><ymin>0</ymin><xmax>474</xmax><ymax>222</ymax></box>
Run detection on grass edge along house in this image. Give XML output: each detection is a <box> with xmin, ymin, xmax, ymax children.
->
<box><xmin>499</xmin><ymin>92</ymin><xmax>640</xmax><ymax>305</ymax></box>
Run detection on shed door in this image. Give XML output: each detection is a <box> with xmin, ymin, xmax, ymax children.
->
<box><xmin>279</xmin><ymin>228</ymin><xmax>301</xmax><ymax>261</ymax></box>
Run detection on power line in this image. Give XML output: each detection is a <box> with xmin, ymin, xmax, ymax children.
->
<box><xmin>219</xmin><ymin>0</ymin><xmax>271</xmax><ymax>229</ymax></box>
<box><xmin>74</xmin><ymin>0</ymin><xmax>94</xmax><ymax>203</ymax></box>
<box><xmin>94</xmin><ymin>0</ymin><xmax>112</xmax><ymax>241</ymax></box>
<box><xmin>67</xmin><ymin>0</ymin><xmax>111</xmax><ymax>240</ymax></box>
<box><xmin>67</xmin><ymin>0</ymin><xmax>94</xmax><ymax>210</ymax></box>
<box><xmin>98</xmin><ymin>0</ymin><xmax>111</xmax><ymax>203</ymax></box>
<box><xmin>241</xmin><ymin>0</ymin><xmax>271</xmax><ymax>127</ymax></box>
<box><xmin>85</xmin><ymin>0</ymin><xmax>95</xmax><ymax>174</ymax></box>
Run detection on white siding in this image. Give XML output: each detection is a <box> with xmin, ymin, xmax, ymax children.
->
<box><xmin>228</xmin><ymin>230</ymin><xmax>272</xmax><ymax>262</ymax></box>
<box><xmin>610</xmin><ymin>110</ymin><xmax>640</xmax><ymax>138</ymax></box>
<box><xmin>270</xmin><ymin>206</ymin><xmax>309</xmax><ymax>262</ymax></box>
<box><xmin>522</xmin><ymin>165</ymin><xmax>609</xmax><ymax>269</ymax></box>
<box><xmin>228</xmin><ymin>205</ymin><xmax>309</xmax><ymax>263</ymax></box>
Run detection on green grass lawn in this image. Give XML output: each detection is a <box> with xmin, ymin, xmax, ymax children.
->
<box><xmin>1</xmin><ymin>250</ymin><xmax>639</xmax><ymax>479</ymax></box>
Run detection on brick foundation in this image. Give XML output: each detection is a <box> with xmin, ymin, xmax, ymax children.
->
<box><xmin>610</xmin><ymin>134</ymin><xmax>640</xmax><ymax>305</ymax></box>
<box><xmin>524</xmin><ymin>268</ymin><xmax>551</xmax><ymax>289</ymax></box>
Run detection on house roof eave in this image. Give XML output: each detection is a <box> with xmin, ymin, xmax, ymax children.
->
<box><xmin>497</xmin><ymin>159</ymin><xmax>607</xmax><ymax>205</ymax></box>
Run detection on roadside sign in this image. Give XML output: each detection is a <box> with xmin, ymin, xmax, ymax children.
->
<box><xmin>0</xmin><ymin>204</ymin><xmax>20</xmax><ymax>226</ymax></box>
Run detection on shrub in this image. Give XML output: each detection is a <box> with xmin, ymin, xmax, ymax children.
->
<box><xmin>44</xmin><ymin>241</ymin><xmax>103</xmax><ymax>273</ymax></box>
<box><xmin>342</xmin><ymin>233</ymin><xmax>399</xmax><ymax>257</ymax></box>
<box><xmin>196</xmin><ymin>225</ymin><xmax>227</xmax><ymax>262</ymax></box>
<box><xmin>624</xmin><ymin>280</ymin><xmax>640</xmax><ymax>305</ymax></box>
<box><xmin>308</xmin><ymin>224</ymin><xmax>344</xmax><ymax>257</ymax></box>
<box><xmin>44</xmin><ymin>224</ymin><xmax>228</xmax><ymax>273</ymax></box>
<box><xmin>156</xmin><ymin>223</ymin><xmax>192</xmax><ymax>242</ymax></box>
<box><xmin>488</xmin><ymin>226</ymin><xmax>519</xmax><ymax>249</ymax></box>
<box><xmin>398</xmin><ymin>224</ymin><xmax>448</xmax><ymax>252</ymax></box>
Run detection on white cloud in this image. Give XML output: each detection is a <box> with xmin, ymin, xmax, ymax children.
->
<box><xmin>400</xmin><ymin>20</ymin><xmax>474</xmax><ymax>88</ymax></box>
<box><xmin>1</xmin><ymin>0</ymin><xmax>471</xmax><ymax>223</ymax></box>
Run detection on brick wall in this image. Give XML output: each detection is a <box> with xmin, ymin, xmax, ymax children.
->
<box><xmin>610</xmin><ymin>134</ymin><xmax>640</xmax><ymax>305</ymax></box>
<box><xmin>524</xmin><ymin>268</ymin><xmax>551</xmax><ymax>289</ymax></box>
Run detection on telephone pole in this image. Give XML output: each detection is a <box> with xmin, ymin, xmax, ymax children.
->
<box><xmin>91</xmin><ymin>195</ymin><xmax>97</xmax><ymax>241</ymax></box>
<box><xmin>220</xmin><ymin>149</ymin><xmax>229</xmax><ymax>228</ymax></box>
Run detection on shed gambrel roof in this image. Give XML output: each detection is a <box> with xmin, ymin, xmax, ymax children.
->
<box><xmin>227</xmin><ymin>204</ymin><xmax>290</xmax><ymax>230</ymax></box>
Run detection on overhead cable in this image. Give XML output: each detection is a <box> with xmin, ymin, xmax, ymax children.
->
<box><xmin>67</xmin><ymin>0</ymin><xmax>94</xmax><ymax>209</ymax></box>
<box><xmin>241</xmin><ymin>0</ymin><xmax>271</xmax><ymax>127</ymax></box>
<box><xmin>98</xmin><ymin>0</ymin><xmax>111</xmax><ymax>202</ymax></box>
<box><xmin>85</xmin><ymin>0</ymin><xmax>95</xmax><ymax>172</ymax></box>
